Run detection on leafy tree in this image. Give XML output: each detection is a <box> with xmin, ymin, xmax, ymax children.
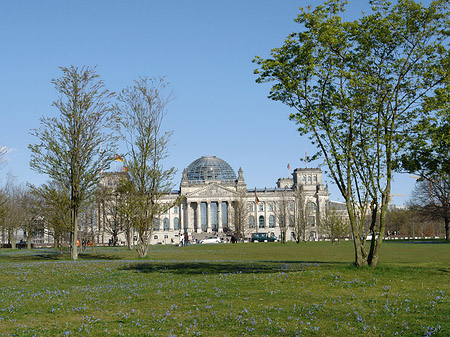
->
<box><xmin>320</xmin><ymin>202</ymin><xmax>350</xmax><ymax>243</ymax></box>
<box><xmin>29</xmin><ymin>66</ymin><xmax>118</xmax><ymax>260</ymax></box>
<box><xmin>30</xmin><ymin>181</ymin><xmax>72</xmax><ymax>253</ymax></box>
<box><xmin>115</xmin><ymin>77</ymin><xmax>179</xmax><ymax>258</ymax></box>
<box><xmin>254</xmin><ymin>0</ymin><xmax>450</xmax><ymax>266</ymax></box>
<box><xmin>402</xmin><ymin>99</ymin><xmax>450</xmax><ymax>240</ymax></box>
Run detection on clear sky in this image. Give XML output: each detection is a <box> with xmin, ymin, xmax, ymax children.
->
<box><xmin>0</xmin><ymin>0</ymin><xmax>418</xmax><ymax>205</ymax></box>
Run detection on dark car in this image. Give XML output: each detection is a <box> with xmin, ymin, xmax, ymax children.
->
<box><xmin>251</xmin><ymin>233</ymin><xmax>278</xmax><ymax>242</ymax></box>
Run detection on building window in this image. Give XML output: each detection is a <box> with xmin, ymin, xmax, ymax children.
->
<box><xmin>308</xmin><ymin>176</ymin><xmax>312</xmax><ymax>183</ymax></box>
<box><xmin>249</xmin><ymin>203</ymin><xmax>254</xmax><ymax>212</ymax></box>
<box><xmin>163</xmin><ymin>218</ymin><xmax>169</xmax><ymax>231</ymax></box>
<box><xmin>289</xmin><ymin>203</ymin><xmax>294</xmax><ymax>212</ymax></box>
<box><xmin>153</xmin><ymin>219</ymin><xmax>160</xmax><ymax>231</ymax></box>
<box><xmin>307</xmin><ymin>216</ymin><xmax>316</xmax><ymax>227</ymax></box>
<box><xmin>174</xmin><ymin>217</ymin><xmax>180</xmax><ymax>231</ymax></box>
<box><xmin>302</xmin><ymin>176</ymin><xmax>306</xmax><ymax>184</ymax></box>
<box><xmin>289</xmin><ymin>215</ymin><xmax>295</xmax><ymax>227</ymax></box>
<box><xmin>259</xmin><ymin>215</ymin><xmax>265</xmax><ymax>228</ymax></box>
<box><xmin>269</xmin><ymin>215</ymin><xmax>275</xmax><ymax>228</ymax></box>
<box><xmin>153</xmin><ymin>235</ymin><xmax>158</xmax><ymax>240</ymax></box>
<box><xmin>164</xmin><ymin>235</ymin><xmax>168</xmax><ymax>239</ymax></box>
<box><xmin>313</xmin><ymin>175</ymin><xmax>317</xmax><ymax>183</ymax></box>
<box><xmin>259</xmin><ymin>203</ymin><xmax>264</xmax><ymax>212</ymax></box>
<box><xmin>269</xmin><ymin>203</ymin><xmax>274</xmax><ymax>212</ymax></box>
<box><xmin>249</xmin><ymin>216</ymin><xmax>255</xmax><ymax>228</ymax></box>
<box><xmin>307</xmin><ymin>202</ymin><xmax>316</xmax><ymax>213</ymax></box>
<box><xmin>174</xmin><ymin>206</ymin><xmax>178</xmax><ymax>214</ymax></box>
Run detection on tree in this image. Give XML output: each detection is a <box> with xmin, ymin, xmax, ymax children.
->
<box><xmin>320</xmin><ymin>202</ymin><xmax>350</xmax><ymax>243</ymax></box>
<box><xmin>29</xmin><ymin>66</ymin><xmax>118</xmax><ymax>260</ymax></box>
<box><xmin>408</xmin><ymin>180</ymin><xmax>450</xmax><ymax>240</ymax></box>
<box><xmin>273</xmin><ymin>190</ymin><xmax>292</xmax><ymax>244</ymax></box>
<box><xmin>231</xmin><ymin>190</ymin><xmax>249</xmax><ymax>241</ymax></box>
<box><xmin>1</xmin><ymin>176</ymin><xmax>22</xmax><ymax>248</ymax></box>
<box><xmin>254</xmin><ymin>0</ymin><xmax>450</xmax><ymax>267</ymax></box>
<box><xmin>115</xmin><ymin>77</ymin><xmax>179</xmax><ymax>258</ymax></box>
<box><xmin>19</xmin><ymin>186</ymin><xmax>42</xmax><ymax>249</ymax></box>
<box><xmin>30</xmin><ymin>181</ymin><xmax>72</xmax><ymax>253</ymax></box>
<box><xmin>402</xmin><ymin>98</ymin><xmax>450</xmax><ymax>240</ymax></box>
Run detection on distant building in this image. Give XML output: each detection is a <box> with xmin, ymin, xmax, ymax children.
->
<box><xmin>98</xmin><ymin>155</ymin><xmax>330</xmax><ymax>245</ymax></box>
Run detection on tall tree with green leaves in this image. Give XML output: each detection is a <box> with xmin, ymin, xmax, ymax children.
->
<box><xmin>115</xmin><ymin>77</ymin><xmax>179</xmax><ymax>258</ymax></box>
<box><xmin>254</xmin><ymin>0</ymin><xmax>450</xmax><ymax>266</ymax></box>
<box><xmin>29</xmin><ymin>66</ymin><xmax>118</xmax><ymax>260</ymax></box>
<box><xmin>402</xmin><ymin>98</ymin><xmax>450</xmax><ymax>240</ymax></box>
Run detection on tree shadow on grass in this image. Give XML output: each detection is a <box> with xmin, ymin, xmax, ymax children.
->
<box><xmin>0</xmin><ymin>250</ymin><xmax>122</xmax><ymax>262</ymax></box>
<box><xmin>121</xmin><ymin>260</ymin><xmax>340</xmax><ymax>275</ymax></box>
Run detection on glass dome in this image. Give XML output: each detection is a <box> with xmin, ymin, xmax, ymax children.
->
<box><xmin>186</xmin><ymin>156</ymin><xmax>237</xmax><ymax>183</ymax></box>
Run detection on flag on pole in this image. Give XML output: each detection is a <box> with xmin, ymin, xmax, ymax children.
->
<box><xmin>115</xmin><ymin>155</ymin><xmax>123</xmax><ymax>162</ymax></box>
<box><xmin>254</xmin><ymin>189</ymin><xmax>260</xmax><ymax>204</ymax></box>
<box><xmin>287</xmin><ymin>163</ymin><xmax>290</xmax><ymax>171</ymax></box>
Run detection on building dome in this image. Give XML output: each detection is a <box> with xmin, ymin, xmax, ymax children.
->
<box><xmin>185</xmin><ymin>156</ymin><xmax>237</xmax><ymax>183</ymax></box>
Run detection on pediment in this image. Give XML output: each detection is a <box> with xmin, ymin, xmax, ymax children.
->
<box><xmin>185</xmin><ymin>183</ymin><xmax>238</xmax><ymax>199</ymax></box>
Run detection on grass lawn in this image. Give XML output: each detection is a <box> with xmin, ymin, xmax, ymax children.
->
<box><xmin>0</xmin><ymin>241</ymin><xmax>448</xmax><ymax>336</ymax></box>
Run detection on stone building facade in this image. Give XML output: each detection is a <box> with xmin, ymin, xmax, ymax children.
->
<box><xmin>142</xmin><ymin>155</ymin><xmax>330</xmax><ymax>244</ymax></box>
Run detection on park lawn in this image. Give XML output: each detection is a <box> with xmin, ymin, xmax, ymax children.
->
<box><xmin>0</xmin><ymin>241</ymin><xmax>448</xmax><ymax>336</ymax></box>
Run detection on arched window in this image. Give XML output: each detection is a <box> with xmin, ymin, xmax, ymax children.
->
<box><xmin>249</xmin><ymin>215</ymin><xmax>255</xmax><ymax>228</ymax></box>
<box><xmin>153</xmin><ymin>218</ymin><xmax>160</xmax><ymax>231</ymax></box>
<box><xmin>313</xmin><ymin>175</ymin><xmax>317</xmax><ymax>183</ymax></box>
<box><xmin>259</xmin><ymin>215</ymin><xmax>265</xmax><ymax>228</ymax></box>
<box><xmin>269</xmin><ymin>215</ymin><xmax>275</xmax><ymax>228</ymax></box>
<box><xmin>302</xmin><ymin>176</ymin><xmax>306</xmax><ymax>184</ymax></box>
<box><xmin>174</xmin><ymin>217</ymin><xmax>180</xmax><ymax>231</ymax></box>
<box><xmin>163</xmin><ymin>218</ymin><xmax>169</xmax><ymax>231</ymax></box>
<box><xmin>307</xmin><ymin>202</ymin><xmax>316</xmax><ymax>213</ymax></box>
<box><xmin>308</xmin><ymin>176</ymin><xmax>312</xmax><ymax>183</ymax></box>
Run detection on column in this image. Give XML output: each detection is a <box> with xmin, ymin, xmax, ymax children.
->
<box><xmin>196</xmin><ymin>202</ymin><xmax>200</xmax><ymax>233</ymax></box>
<box><xmin>186</xmin><ymin>202</ymin><xmax>191</xmax><ymax>232</ymax></box>
<box><xmin>206</xmin><ymin>201</ymin><xmax>211</xmax><ymax>232</ymax></box>
<box><xmin>218</xmin><ymin>200</ymin><xmax>222</xmax><ymax>231</ymax></box>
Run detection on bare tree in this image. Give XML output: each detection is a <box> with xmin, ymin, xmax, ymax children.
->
<box><xmin>115</xmin><ymin>77</ymin><xmax>179</xmax><ymax>258</ymax></box>
<box><xmin>409</xmin><ymin>179</ymin><xmax>450</xmax><ymax>241</ymax></box>
<box><xmin>273</xmin><ymin>190</ymin><xmax>292</xmax><ymax>244</ymax></box>
<box><xmin>293</xmin><ymin>188</ymin><xmax>307</xmax><ymax>242</ymax></box>
<box><xmin>231</xmin><ymin>190</ymin><xmax>249</xmax><ymax>241</ymax></box>
<box><xmin>29</xmin><ymin>66</ymin><xmax>118</xmax><ymax>260</ymax></box>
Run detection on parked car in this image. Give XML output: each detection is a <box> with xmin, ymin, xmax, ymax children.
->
<box><xmin>251</xmin><ymin>233</ymin><xmax>278</xmax><ymax>242</ymax></box>
<box><xmin>200</xmin><ymin>236</ymin><xmax>221</xmax><ymax>244</ymax></box>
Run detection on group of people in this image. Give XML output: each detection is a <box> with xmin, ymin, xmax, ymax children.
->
<box><xmin>179</xmin><ymin>232</ymin><xmax>189</xmax><ymax>247</ymax></box>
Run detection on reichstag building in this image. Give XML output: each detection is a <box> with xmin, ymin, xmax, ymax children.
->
<box><xmin>144</xmin><ymin>155</ymin><xmax>329</xmax><ymax>244</ymax></box>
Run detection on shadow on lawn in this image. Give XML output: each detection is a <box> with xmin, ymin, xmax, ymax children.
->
<box><xmin>0</xmin><ymin>250</ymin><xmax>122</xmax><ymax>262</ymax></box>
<box><xmin>121</xmin><ymin>260</ymin><xmax>342</xmax><ymax>275</ymax></box>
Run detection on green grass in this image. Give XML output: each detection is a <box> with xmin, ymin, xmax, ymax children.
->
<box><xmin>0</xmin><ymin>241</ymin><xmax>448</xmax><ymax>336</ymax></box>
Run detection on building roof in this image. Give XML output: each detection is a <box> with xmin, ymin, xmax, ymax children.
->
<box><xmin>185</xmin><ymin>156</ymin><xmax>237</xmax><ymax>184</ymax></box>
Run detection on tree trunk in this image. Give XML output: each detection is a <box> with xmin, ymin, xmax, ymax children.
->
<box><xmin>137</xmin><ymin>234</ymin><xmax>150</xmax><ymax>258</ymax></box>
<box><xmin>445</xmin><ymin>217</ymin><xmax>449</xmax><ymax>241</ymax></box>
<box><xmin>9</xmin><ymin>230</ymin><xmax>16</xmax><ymax>249</ymax></box>
<box><xmin>71</xmin><ymin>207</ymin><xmax>78</xmax><ymax>260</ymax></box>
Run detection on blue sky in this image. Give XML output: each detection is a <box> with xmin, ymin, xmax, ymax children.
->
<box><xmin>0</xmin><ymin>0</ymin><xmax>417</xmax><ymax>205</ymax></box>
